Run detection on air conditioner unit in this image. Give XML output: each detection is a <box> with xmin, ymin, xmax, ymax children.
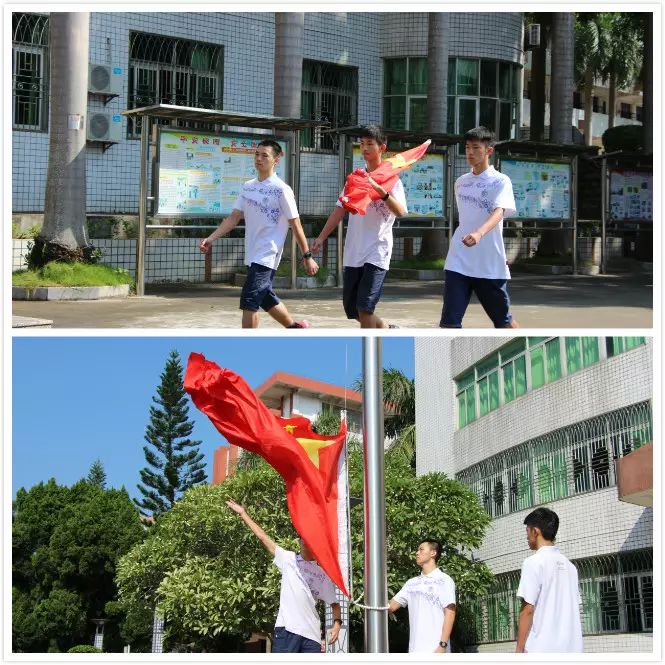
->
<box><xmin>527</xmin><ymin>24</ymin><xmax>541</xmax><ymax>48</ymax></box>
<box><xmin>87</xmin><ymin>112</ymin><xmax>122</xmax><ymax>142</ymax></box>
<box><xmin>88</xmin><ymin>63</ymin><xmax>122</xmax><ymax>95</ymax></box>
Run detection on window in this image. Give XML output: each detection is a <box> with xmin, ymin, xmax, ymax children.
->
<box><xmin>127</xmin><ymin>32</ymin><xmax>223</xmax><ymax>138</ymax></box>
<box><xmin>12</xmin><ymin>13</ymin><xmax>49</xmax><ymax>130</ymax></box>
<box><xmin>564</xmin><ymin>336</ymin><xmax>601</xmax><ymax>375</ymax></box>
<box><xmin>620</xmin><ymin>102</ymin><xmax>632</xmax><ymax>119</ymax></box>
<box><xmin>447</xmin><ymin>58</ymin><xmax>519</xmax><ymax>141</ymax></box>
<box><xmin>456</xmin><ymin>402</ymin><xmax>652</xmax><ymax>517</ymax></box>
<box><xmin>573</xmin><ymin>91</ymin><xmax>582</xmax><ymax>109</ymax></box>
<box><xmin>383</xmin><ymin>57</ymin><xmax>427</xmax><ymax>131</ymax></box>
<box><xmin>606</xmin><ymin>336</ymin><xmax>646</xmax><ymax>358</ymax></box>
<box><xmin>636</xmin><ymin>106</ymin><xmax>643</xmax><ymax>122</ymax></box>
<box><xmin>301</xmin><ymin>60</ymin><xmax>357</xmax><ymax>151</ymax></box>
<box><xmin>455</xmin><ymin>371</ymin><xmax>476</xmax><ymax>428</ymax></box>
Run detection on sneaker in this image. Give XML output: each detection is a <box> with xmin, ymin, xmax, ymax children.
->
<box><xmin>289</xmin><ymin>320</ymin><xmax>311</xmax><ymax>329</ymax></box>
<box><xmin>388</xmin><ymin>323</ymin><xmax>400</xmax><ymax>329</ymax></box>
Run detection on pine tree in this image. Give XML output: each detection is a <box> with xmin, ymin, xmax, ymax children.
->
<box><xmin>135</xmin><ymin>350</ymin><xmax>207</xmax><ymax>519</ymax></box>
<box><xmin>86</xmin><ymin>459</ymin><xmax>107</xmax><ymax>488</ymax></box>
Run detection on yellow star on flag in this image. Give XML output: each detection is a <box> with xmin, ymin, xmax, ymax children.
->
<box><xmin>283</xmin><ymin>424</ymin><xmax>297</xmax><ymax>434</ymax></box>
<box><xmin>294</xmin><ymin>437</ymin><xmax>337</xmax><ymax>469</ymax></box>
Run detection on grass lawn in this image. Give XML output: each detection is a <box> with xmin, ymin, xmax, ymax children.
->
<box><xmin>391</xmin><ymin>257</ymin><xmax>445</xmax><ymax>270</ymax></box>
<box><xmin>12</xmin><ymin>262</ymin><xmax>134</xmax><ymax>288</ymax></box>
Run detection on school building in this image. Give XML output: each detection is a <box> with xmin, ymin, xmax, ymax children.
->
<box><xmin>415</xmin><ymin>336</ymin><xmax>653</xmax><ymax>653</ymax></box>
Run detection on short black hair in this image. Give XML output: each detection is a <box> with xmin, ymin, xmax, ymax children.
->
<box><xmin>358</xmin><ymin>124</ymin><xmax>387</xmax><ymax>146</ymax></box>
<box><xmin>524</xmin><ymin>508</ymin><xmax>559</xmax><ymax>541</ymax></box>
<box><xmin>421</xmin><ymin>539</ymin><xmax>442</xmax><ymax>563</ymax></box>
<box><xmin>257</xmin><ymin>139</ymin><xmax>283</xmax><ymax>158</ymax></box>
<box><xmin>465</xmin><ymin>126</ymin><xmax>495</xmax><ymax>147</ymax></box>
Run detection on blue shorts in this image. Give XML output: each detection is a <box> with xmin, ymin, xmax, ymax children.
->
<box><xmin>440</xmin><ymin>269</ymin><xmax>513</xmax><ymax>328</ymax></box>
<box><xmin>343</xmin><ymin>264</ymin><xmax>387</xmax><ymax>319</ymax></box>
<box><xmin>272</xmin><ymin>627</ymin><xmax>320</xmax><ymax>653</ymax></box>
<box><xmin>239</xmin><ymin>262</ymin><xmax>281</xmax><ymax>312</ymax></box>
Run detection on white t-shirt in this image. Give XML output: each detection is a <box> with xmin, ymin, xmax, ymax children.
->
<box><xmin>337</xmin><ymin>176</ymin><xmax>407</xmax><ymax>270</ymax></box>
<box><xmin>233</xmin><ymin>174</ymin><xmax>299</xmax><ymax>269</ymax></box>
<box><xmin>393</xmin><ymin>568</ymin><xmax>456</xmax><ymax>653</ymax></box>
<box><xmin>445</xmin><ymin>165</ymin><xmax>516</xmax><ymax>279</ymax></box>
<box><xmin>273</xmin><ymin>546</ymin><xmax>337</xmax><ymax>643</ymax></box>
<box><xmin>517</xmin><ymin>546</ymin><xmax>584</xmax><ymax>653</ymax></box>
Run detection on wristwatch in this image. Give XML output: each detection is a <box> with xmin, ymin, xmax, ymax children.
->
<box><xmin>381</xmin><ymin>191</ymin><xmax>390</xmax><ymax>201</ymax></box>
<box><xmin>439</xmin><ymin>640</ymin><xmax>448</xmax><ymax>649</ymax></box>
<box><xmin>303</xmin><ymin>251</ymin><xmax>312</xmax><ymax>259</ymax></box>
<box><xmin>333</xmin><ymin>619</ymin><xmax>343</xmax><ymax>626</ymax></box>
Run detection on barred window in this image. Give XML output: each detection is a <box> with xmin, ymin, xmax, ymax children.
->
<box><xmin>301</xmin><ymin>60</ymin><xmax>358</xmax><ymax>152</ymax></box>
<box><xmin>457</xmin><ymin>402</ymin><xmax>652</xmax><ymax>518</ymax></box>
<box><xmin>12</xmin><ymin>13</ymin><xmax>49</xmax><ymax>131</ymax></box>
<box><xmin>127</xmin><ymin>32</ymin><xmax>223</xmax><ymax>138</ymax></box>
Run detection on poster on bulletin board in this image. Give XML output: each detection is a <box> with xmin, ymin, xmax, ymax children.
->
<box><xmin>156</xmin><ymin>130</ymin><xmax>288</xmax><ymax>216</ymax></box>
<box><xmin>352</xmin><ymin>146</ymin><xmax>447</xmax><ymax>218</ymax></box>
<box><xmin>609</xmin><ymin>169</ymin><xmax>652</xmax><ymax>221</ymax></box>
<box><xmin>500</xmin><ymin>159</ymin><xmax>572</xmax><ymax>220</ymax></box>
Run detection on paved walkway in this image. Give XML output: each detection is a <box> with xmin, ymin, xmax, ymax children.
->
<box><xmin>12</xmin><ymin>273</ymin><xmax>652</xmax><ymax>330</ymax></box>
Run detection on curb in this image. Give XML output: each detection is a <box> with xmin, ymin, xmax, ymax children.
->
<box><xmin>13</xmin><ymin>284</ymin><xmax>130</xmax><ymax>301</ymax></box>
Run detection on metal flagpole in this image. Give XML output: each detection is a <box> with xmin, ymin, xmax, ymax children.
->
<box><xmin>362</xmin><ymin>337</ymin><xmax>389</xmax><ymax>653</ymax></box>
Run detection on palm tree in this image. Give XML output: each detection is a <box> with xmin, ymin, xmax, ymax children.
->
<box><xmin>574</xmin><ymin>13</ymin><xmax>611</xmax><ymax>145</ymax></box>
<box><xmin>273</xmin><ymin>13</ymin><xmax>304</xmax><ymax>118</ymax></box>
<box><xmin>604</xmin><ymin>13</ymin><xmax>643</xmax><ymax>131</ymax></box>
<box><xmin>524</xmin><ymin>12</ymin><xmax>552</xmax><ymax>141</ymax></box>
<box><xmin>641</xmin><ymin>13</ymin><xmax>652</xmax><ymax>153</ymax></box>
<box><xmin>30</xmin><ymin>12</ymin><xmax>91</xmax><ymax>268</ymax></box>
<box><xmin>549</xmin><ymin>12</ymin><xmax>575</xmax><ymax>144</ymax></box>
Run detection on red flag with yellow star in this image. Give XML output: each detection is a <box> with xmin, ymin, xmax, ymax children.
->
<box><xmin>183</xmin><ymin>352</ymin><xmax>349</xmax><ymax>596</ymax></box>
<box><xmin>339</xmin><ymin>138</ymin><xmax>431</xmax><ymax>215</ymax></box>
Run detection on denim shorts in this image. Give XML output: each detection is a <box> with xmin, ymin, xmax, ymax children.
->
<box><xmin>343</xmin><ymin>263</ymin><xmax>388</xmax><ymax>319</ymax></box>
<box><xmin>272</xmin><ymin>627</ymin><xmax>321</xmax><ymax>653</ymax></box>
<box><xmin>440</xmin><ymin>269</ymin><xmax>513</xmax><ymax>328</ymax></box>
<box><xmin>239</xmin><ymin>262</ymin><xmax>281</xmax><ymax>312</ymax></box>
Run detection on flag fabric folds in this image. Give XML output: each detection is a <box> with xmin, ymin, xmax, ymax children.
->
<box><xmin>339</xmin><ymin>138</ymin><xmax>432</xmax><ymax>215</ymax></box>
<box><xmin>184</xmin><ymin>352</ymin><xmax>349</xmax><ymax>596</ymax></box>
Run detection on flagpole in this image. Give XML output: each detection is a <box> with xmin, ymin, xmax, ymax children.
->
<box><xmin>362</xmin><ymin>337</ymin><xmax>389</xmax><ymax>653</ymax></box>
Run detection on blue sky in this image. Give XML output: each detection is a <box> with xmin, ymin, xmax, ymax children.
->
<box><xmin>12</xmin><ymin>336</ymin><xmax>414</xmax><ymax>499</ymax></box>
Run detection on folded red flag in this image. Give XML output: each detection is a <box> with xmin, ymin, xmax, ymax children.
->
<box><xmin>184</xmin><ymin>353</ymin><xmax>349</xmax><ymax>596</ymax></box>
<box><xmin>339</xmin><ymin>138</ymin><xmax>432</xmax><ymax>215</ymax></box>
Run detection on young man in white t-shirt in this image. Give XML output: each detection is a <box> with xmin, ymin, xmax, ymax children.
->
<box><xmin>388</xmin><ymin>539</ymin><xmax>456</xmax><ymax>653</ymax></box>
<box><xmin>441</xmin><ymin>126</ymin><xmax>520</xmax><ymax>329</ymax></box>
<box><xmin>516</xmin><ymin>507</ymin><xmax>583</xmax><ymax>653</ymax></box>
<box><xmin>199</xmin><ymin>140</ymin><xmax>318</xmax><ymax>329</ymax></box>
<box><xmin>312</xmin><ymin>125</ymin><xmax>408</xmax><ymax>329</ymax></box>
<box><xmin>225</xmin><ymin>500</ymin><xmax>342</xmax><ymax>653</ymax></box>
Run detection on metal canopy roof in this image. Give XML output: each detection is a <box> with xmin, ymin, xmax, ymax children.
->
<box><xmin>121</xmin><ymin>104</ymin><xmax>328</xmax><ymax>131</ymax></box>
<box><xmin>327</xmin><ymin>125</ymin><xmax>463</xmax><ymax>146</ymax></box>
<box><xmin>494</xmin><ymin>139</ymin><xmax>600</xmax><ymax>156</ymax></box>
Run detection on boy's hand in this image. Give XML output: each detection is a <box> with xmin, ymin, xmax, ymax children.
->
<box><xmin>362</xmin><ymin>171</ymin><xmax>387</xmax><ymax>198</ymax></box>
<box><xmin>462</xmin><ymin>231</ymin><xmax>483</xmax><ymax>247</ymax></box>
<box><xmin>199</xmin><ymin>238</ymin><xmax>212</xmax><ymax>254</ymax></box>
<box><xmin>327</xmin><ymin>622</ymin><xmax>341</xmax><ymax>644</ymax></box>
<box><xmin>225</xmin><ymin>500</ymin><xmax>246</xmax><ymax>516</ymax></box>
<box><xmin>303</xmin><ymin>257</ymin><xmax>319</xmax><ymax>276</ymax></box>
<box><xmin>311</xmin><ymin>237</ymin><xmax>324</xmax><ymax>254</ymax></box>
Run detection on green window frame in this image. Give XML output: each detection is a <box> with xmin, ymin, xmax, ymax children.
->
<box><xmin>383</xmin><ymin>57</ymin><xmax>427</xmax><ymax>131</ymax></box>
<box><xmin>607</xmin><ymin>336</ymin><xmax>646</xmax><ymax>358</ymax></box>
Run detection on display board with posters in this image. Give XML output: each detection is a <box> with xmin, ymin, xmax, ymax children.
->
<box><xmin>156</xmin><ymin>130</ymin><xmax>288</xmax><ymax>216</ymax></box>
<box><xmin>500</xmin><ymin>159</ymin><xmax>572</xmax><ymax>220</ymax></box>
<box><xmin>609</xmin><ymin>169</ymin><xmax>652</xmax><ymax>221</ymax></box>
<box><xmin>352</xmin><ymin>147</ymin><xmax>447</xmax><ymax>218</ymax></box>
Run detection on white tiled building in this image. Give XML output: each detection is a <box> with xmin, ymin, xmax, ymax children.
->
<box><xmin>415</xmin><ymin>336</ymin><xmax>653</xmax><ymax>653</ymax></box>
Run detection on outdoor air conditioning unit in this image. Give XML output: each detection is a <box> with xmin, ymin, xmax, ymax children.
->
<box><xmin>87</xmin><ymin>111</ymin><xmax>122</xmax><ymax>142</ymax></box>
<box><xmin>527</xmin><ymin>24</ymin><xmax>541</xmax><ymax>48</ymax></box>
<box><xmin>88</xmin><ymin>63</ymin><xmax>122</xmax><ymax>95</ymax></box>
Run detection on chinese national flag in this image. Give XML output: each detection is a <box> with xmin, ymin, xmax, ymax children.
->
<box><xmin>339</xmin><ymin>138</ymin><xmax>432</xmax><ymax>215</ymax></box>
<box><xmin>184</xmin><ymin>353</ymin><xmax>349</xmax><ymax>597</ymax></box>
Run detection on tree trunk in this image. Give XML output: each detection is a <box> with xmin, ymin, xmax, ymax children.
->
<box><xmin>530</xmin><ymin>43</ymin><xmax>547</xmax><ymax>141</ymax></box>
<box><xmin>419</xmin><ymin>12</ymin><xmax>449</xmax><ymax>259</ymax></box>
<box><xmin>33</xmin><ymin>12</ymin><xmax>90</xmax><ymax>267</ymax></box>
<box><xmin>583</xmin><ymin>68</ymin><xmax>593</xmax><ymax>145</ymax></box>
<box><xmin>549</xmin><ymin>12</ymin><xmax>575</xmax><ymax>144</ymax></box>
<box><xmin>642</xmin><ymin>13</ymin><xmax>652</xmax><ymax>154</ymax></box>
<box><xmin>273</xmin><ymin>13</ymin><xmax>304</xmax><ymax>118</ymax></box>
<box><xmin>538</xmin><ymin>13</ymin><xmax>574</xmax><ymax>258</ymax></box>
<box><xmin>608</xmin><ymin>72</ymin><xmax>616</xmax><ymax>130</ymax></box>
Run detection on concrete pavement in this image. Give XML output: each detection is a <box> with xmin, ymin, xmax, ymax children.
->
<box><xmin>12</xmin><ymin>273</ymin><xmax>652</xmax><ymax>330</ymax></box>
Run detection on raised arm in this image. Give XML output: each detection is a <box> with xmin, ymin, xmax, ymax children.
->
<box><xmin>225</xmin><ymin>499</ymin><xmax>276</xmax><ymax>556</ymax></box>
